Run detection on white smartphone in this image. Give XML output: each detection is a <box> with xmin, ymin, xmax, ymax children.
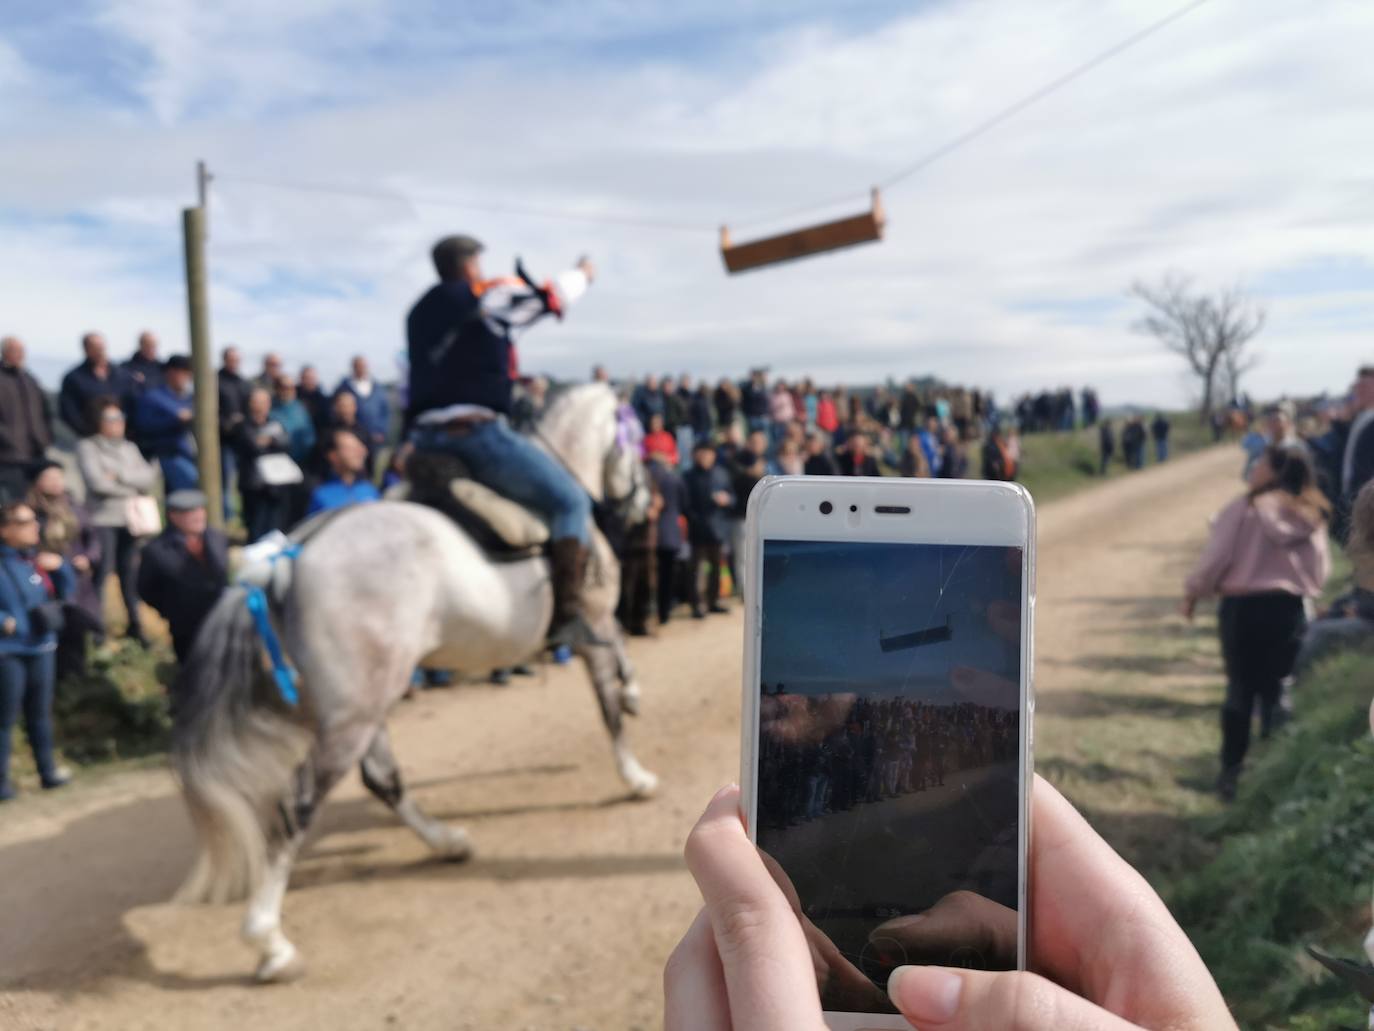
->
<box><xmin>740</xmin><ymin>476</ymin><xmax>1035</xmax><ymax>1030</ymax></box>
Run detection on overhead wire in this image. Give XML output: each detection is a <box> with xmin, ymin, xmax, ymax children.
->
<box><xmin>729</xmin><ymin>0</ymin><xmax>1214</xmax><ymax>229</ymax></box>
<box><xmin>212</xmin><ymin>0</ymin><xmax>1214</xmax><ymax>238</ymax></box>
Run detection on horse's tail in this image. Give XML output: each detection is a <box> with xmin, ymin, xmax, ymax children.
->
<box><xmin>171</xmin><ymin>585</ymin><xmax>309</xmax><ymax>904</ymax></box>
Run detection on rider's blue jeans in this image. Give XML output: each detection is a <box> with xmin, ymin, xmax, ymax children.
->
<box><xmin>413</xmin><ymin>420</ymin><xmax>591</xmax><ymax>544</ymax></box>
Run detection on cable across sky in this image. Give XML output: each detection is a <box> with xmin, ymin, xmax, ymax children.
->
<box><xmin>214</xmin><ymin>0</ymin><xmax>1214</xmax><ymax>237</ymax></box>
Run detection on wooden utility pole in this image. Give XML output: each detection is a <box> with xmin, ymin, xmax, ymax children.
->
<box><xmin>183</xmin><ymin>161</ymin><xmax>223</xmax><ymax>528</ymax></box>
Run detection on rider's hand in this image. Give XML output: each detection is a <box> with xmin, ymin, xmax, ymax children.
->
<box><xmin>35</xmin><ymin>552</ymin><xmax>63</xmax><ymax>573</ymax></box>
<box><xmin>1</xmin><ymin>616</ymin><xmax>15</xmax><ymax>636</ymax></box>
<box><xmin>665</xmin><ymin>779</ymin><xmax>1236</xmax><ymax>1031</ymax></box>
<box><xmin>1180</xmin><ymin>595</ymin><xmax>1197</xmax><ymax>621</ymax></box>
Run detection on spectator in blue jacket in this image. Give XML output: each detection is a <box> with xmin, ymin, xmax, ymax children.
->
<box><xmin>307</xmin><ymin>428</ymin><xmax>380</xmax><ymax>515</ymax></box>
<box><xmin>0</xmin><ymin>500</ymin><xmax>75</xmax><ymax>800</ymax></box>
<box><xmin>271</xmin><ymin>376</ymin><xmax>317</xmax><ymax>524</ymax></box>
<box><xmin>684</xmin><ymin>440</ymin><xmax>735</xmax><ymax>618</ymax></box>
<box><xmin>59</xmin><ymin>333</ymin><xmax>133</xmax><ymax>437</ymax></box>
<box><xmin>335</xmin><ymin>355</ymin><xmax>390</xmax><ymax>450</ymax></box>
<box><xmin>918</xmin><ymin>415</ymin><xmax>944</xmax><ymax>477</ymax></box>
<box><xmin>632</xmin><ymin>373</ymin><xmax>666</xmax><ymax>430</ymax></box>
<box><xmin>134</xmin><ymin>355</ymin><xmax>198</xmax><ymax>492</ymax></box>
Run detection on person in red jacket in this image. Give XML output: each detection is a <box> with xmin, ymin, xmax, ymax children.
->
<box><xmin>816</xmin><ymin>390</ymin><xmax>840</xmax><ymax>435</ymax></box>
<box><xmin>641</xmin><ymin>413</ymin><xmax>680</xmax><ymax>468</ymax></box>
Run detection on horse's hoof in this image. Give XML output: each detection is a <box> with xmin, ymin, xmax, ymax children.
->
<box><xmin>255</xmin><ymin>945</ymin><xmax>306</xmax><ymax>984</ymax></box>
<box><xmin>432</xmin><ymin>827</ymin><xmax>473</xmax><ymax>862</ymax></box>
<box><xmin>628</xmin><ymin>768</ymin><xmax>659</xmax><ymax>799</ymax></box>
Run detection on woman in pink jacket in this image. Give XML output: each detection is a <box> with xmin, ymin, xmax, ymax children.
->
<box><xmin>1184</xmin><ymin>445</ymin><xmax>1330</xmax><ymax>801</ymax></box>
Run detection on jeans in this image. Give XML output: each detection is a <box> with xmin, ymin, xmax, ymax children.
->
<box><xmin>413</xmin><ymin>420</ymin><xmax>591</xmax><ymax>544</ymax></box>
<box><xmin>0</xmin><ymin>651</ymin><xmax>58</xmax><ymax>788</ymax></box>
<box><xmin>1155</xmin><ymin>440</ymin><xmax>1168</xmax><ymax>463</ymax></box>
<box><xmin>159</xmin><ymin>454</ymin><xmax>200</xmax><ymax>493</ymax></box>
<box><xmin>94</xmin><ymin>526</ymin><xmax>143</xmax><ymax>637</ymax></box>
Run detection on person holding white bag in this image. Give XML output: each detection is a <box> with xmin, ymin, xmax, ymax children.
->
<box><xmin>76</xmin><ymin>397</ymin><xmax>159</xmax><ymax>648</ymax></box>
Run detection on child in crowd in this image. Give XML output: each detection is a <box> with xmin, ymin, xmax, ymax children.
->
<box><xmin>1184</xmin><ymin>446</ymin><xmax>1330</xmax><ymax>801</ymax></box>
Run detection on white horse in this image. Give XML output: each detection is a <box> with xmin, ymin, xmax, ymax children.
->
<box><xmin>172</xmin><ymin>383</ymin><xmax>656</xmax><ymax>982</ymax></box>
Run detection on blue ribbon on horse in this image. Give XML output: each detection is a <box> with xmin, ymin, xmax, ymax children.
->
<box><xmin>244</xmin><ymin>584</ymin><xmax>299</xmax><ymax>707</ymax></box>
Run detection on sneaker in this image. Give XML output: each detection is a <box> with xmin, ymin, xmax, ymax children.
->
<box><xmin>490</xmin><ymin>668</ymin><xmax>512</xmax><ymax>686</ymax></box>
<box><xmin>708</xmin><ymin>604</ymin><xmax>729</xmax><ymax>615</ymax></box>
<box><xmin>511</xmin><ymin>665</ymin><xmax>537</xmax><ymax>677</ymax></box>
<box><xmin>41</xmin><ymin>766</ymin><xmax>72</xmax><ymax>790</ymax></box>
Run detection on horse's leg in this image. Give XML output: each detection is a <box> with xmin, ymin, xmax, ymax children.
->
<box><xmin>610</xmin><ymin>632</ymin><xmax>642</xmax><ymax>717</ymax></box>
<box><xmin>242</xmin><ymin>720</ymin><xmax>376</xmax><ymax>983</ymax></box>
<box><xmin>581</xmin><ymin>626</ymin><xmax>657</xmax><ymax>798</ymax></box>
<box><xmin>359</xmin><ymin>724</ymin><xmax>472</xmax><ymax>860</ymax></box>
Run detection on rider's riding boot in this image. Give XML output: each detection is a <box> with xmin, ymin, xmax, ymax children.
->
<box><xmin>548</xmin><ymin>538</ymin><xmax>607</xmax><ymax>649</ymax></box>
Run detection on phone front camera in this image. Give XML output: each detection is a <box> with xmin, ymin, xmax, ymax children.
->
<box><xmin>819</xmin><ymin>501</ymin><xmax>833</xmax><ymax>515</ymax></box>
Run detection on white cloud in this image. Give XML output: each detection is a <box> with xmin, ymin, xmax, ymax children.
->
<box><xmin>2</xmin><ymin>0</ymin><xmax>1372</xmax><ymax>407</ymax></box>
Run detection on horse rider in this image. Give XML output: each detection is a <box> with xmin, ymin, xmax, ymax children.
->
<box><xmin>406</xmin><ymin>234</ymin><xmax>601</xmax><ymax>649</ymax></box>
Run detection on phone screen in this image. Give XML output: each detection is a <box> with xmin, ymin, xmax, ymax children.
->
<box><xmin>755</xmin><ymin>538</ymin><xmax>1024</xmax><ymax>1015</ymax></box>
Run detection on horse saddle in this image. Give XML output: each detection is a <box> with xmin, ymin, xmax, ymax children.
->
<box><xmin>392</xmin><ymin>449</ymin><xmax>549</xmax><ymax>560</ymax></box>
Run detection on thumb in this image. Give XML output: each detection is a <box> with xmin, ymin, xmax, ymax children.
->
<box><xmin>888</xmin><ymin>966</ymin><xmax>1140</xmax><ymax>1031</ymax></box>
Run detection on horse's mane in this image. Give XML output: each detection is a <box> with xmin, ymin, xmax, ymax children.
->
<box><xmin>538</xmin><ymin>382</ymin><xmax>616</xmax><ymax>440</ymax></box>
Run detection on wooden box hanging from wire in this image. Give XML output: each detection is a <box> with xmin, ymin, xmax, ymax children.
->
<box><xmin>719</xmin><ymin>188</ymin><xmax>885</xmax><ymax>274</ymax></box>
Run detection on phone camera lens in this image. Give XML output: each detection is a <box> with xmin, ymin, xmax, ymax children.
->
<box><xmin>849</xmin><ymin>504</ymin><xmax>858</xmax><ymax>513</ymax></box>
<box><xmin>819</xmin><ymin>501</ymin><xmax>833</xmax><ymax>515</ymax></box>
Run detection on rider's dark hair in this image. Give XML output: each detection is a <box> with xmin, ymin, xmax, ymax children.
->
<box><xmin>432</xmin><ymin>236</ymin><xmax>473</xmax><ymax>281</ymax></box>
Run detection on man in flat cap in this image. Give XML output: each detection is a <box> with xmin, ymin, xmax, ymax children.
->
<box><xmin>134</xmin><ymin>354</ymin><xmax>199</xmax><ymax>492</ymax></box>
<box><xmin>406</xmin><ymin>235</ymin><xmax>599</xmax><ymax>648</ymax></box>
<box><xmin>137</xmin><ymin>489</ymin><xmax>228</xmax><ymax>663</ymax></box>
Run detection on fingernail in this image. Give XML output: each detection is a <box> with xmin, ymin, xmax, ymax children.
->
<box><xmin>710</xmin><ymin>783</ymin><xmax>738</xmax><ymax>803</ymax></box>
<box><xmin>889</xmin><ymin>966</ymin><xmax>962</xmax><ymax>1023</ymax></box>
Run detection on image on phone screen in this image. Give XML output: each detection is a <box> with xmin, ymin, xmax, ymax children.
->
<box><xmin>756</xmin><ymin>539</ymin><xmax>1024</xmax><ymax>1015</ymax></box>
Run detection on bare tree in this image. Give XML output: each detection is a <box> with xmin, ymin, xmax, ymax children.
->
<box><xmin>1130</xmin><ymin>274</ymin><xmax>1265</xmax><ymax>417</ymax></box>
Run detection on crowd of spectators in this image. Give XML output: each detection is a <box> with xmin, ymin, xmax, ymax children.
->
<box><xmin>3</xmin><ymin>322</ymin><xmax>1373</xmax><ymax>803</ymax></box>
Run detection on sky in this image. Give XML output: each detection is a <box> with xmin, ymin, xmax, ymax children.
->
<box><xmin>2</xmin><ymin>0</ymin><xmax>1371</xmax><ymax>405</ymax></box>
<box><xmin>760</xmin><ymin>540</ymin><xmax>1021</xmax><ymax>703</ymax></box>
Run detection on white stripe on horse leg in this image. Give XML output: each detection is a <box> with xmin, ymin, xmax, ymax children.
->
<box><xmin>614</xmin><ymin>739</ymin><xmax>658</xmax><ymax>798</ymax></box>
<box><xmin>243</xmin><ymin>843</ymin><xmax>304</xmax><ymax>983</ymax></box>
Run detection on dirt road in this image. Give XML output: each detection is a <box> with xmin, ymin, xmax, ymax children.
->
<box><xmin>0</xmin><ymin>444</ymin><xmax>1243</xmax><ymax>1031</ymax></box>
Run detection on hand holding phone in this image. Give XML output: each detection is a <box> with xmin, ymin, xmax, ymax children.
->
<box><xmin>664</xmin><ymin>779</ymin><xmax>1236</xmax><ymax>1031</ymax></box>
<box><xmin>739</xmin><ymin>476</ymin><xmax>1033</xmax><ymax>1027</ymax></box>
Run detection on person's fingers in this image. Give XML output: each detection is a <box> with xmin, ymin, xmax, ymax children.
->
<box><xmin>871</xmin><ymin>889</ymin><xmax>1017</xmax><ymax>969</ymax></box>
<box><xmin>1029</xmin><ymin>776</ymin><xmax>1234</xmax><ymax>1028</ymax></box>
<box><xmin>684</xmin><ymin>785</ymin><xmax>826</xmax><ymax>1030</ymax></box>
<box><xmin>664</xmin><ymin>909</ymin><xmax>731</xmax><ymax>1031</ymax></box>
<box><xmin>888</xmin><ymin>965</ymin><xmax>1140</xmax><ymax>1031</ymax></box>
